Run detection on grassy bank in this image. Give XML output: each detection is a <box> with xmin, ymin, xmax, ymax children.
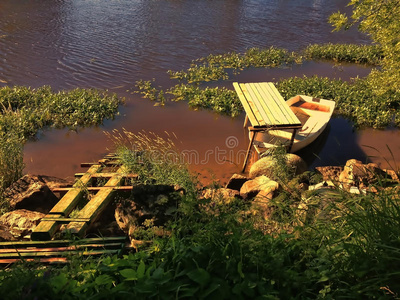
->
<box><xmin>0</xmin><ymin>86</ymin><xmax>122</xmax><ymax>212</ymax></box>
<box><xmin>0</xmin><ymin>133</ymin><xmax>399</xmax><ymax>299</ymax></box>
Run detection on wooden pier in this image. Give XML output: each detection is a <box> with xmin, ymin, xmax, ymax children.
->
<box><xmin>31</xmin><ymin>155</ymin><xmax>137</xmax><ymax>241</ymax></box>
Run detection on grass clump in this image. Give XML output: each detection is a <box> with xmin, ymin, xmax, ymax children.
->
<box><xmin>105</xmin><ymin>129</ymin><xmax>196</xmax><ymax>194</ymax></box>
<box><xmin>304</xmin><ymin>43</ymin><xmax>383</xmax><ymax>65</ymax></box>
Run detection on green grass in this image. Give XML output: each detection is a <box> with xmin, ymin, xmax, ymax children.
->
<box><xmin>0</xmin><ymin>85</ymin><xmax>122</xmax><ymax>213</ymax></box>
<box><xmin>1</xmin><ymin>132</ymin><xmax>399</xmax><ymax>299</ymax></box>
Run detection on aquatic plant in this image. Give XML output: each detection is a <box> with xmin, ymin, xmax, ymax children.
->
<box><xmin>0</xmin><ymin>85</ymin><xmax>122</xmax><ymax>199</ymax></box>
<box><xmin>168</xmin><ymin>46</ymin><xmax>301</xmax><ymax>83</ymax></box>
<box><xmin>277</xmin><ymin>75</ymin><xmax>400</xmax><ymax>129</ymax></box>
<box><xmin>304</xmin><ymin>43</ymin><xmax>383</xmax><ymax>65</ymax></box>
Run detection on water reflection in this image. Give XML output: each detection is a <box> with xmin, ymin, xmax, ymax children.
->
<box><xmin>0</xmin><ymin>0</ymin><xmax>397</xmax><ymax>183</ymax></box>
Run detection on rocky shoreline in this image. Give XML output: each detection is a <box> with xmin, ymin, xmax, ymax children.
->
<box><xmin>1</xmin><ymin>155</ymin><xmax>398</xmax><ymax>243</ymax></box>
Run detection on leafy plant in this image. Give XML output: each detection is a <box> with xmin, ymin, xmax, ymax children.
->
<box><xmin>304</xmin><ymin>43</ymin><xmax>383</xmax><ymax>65</ymax></box>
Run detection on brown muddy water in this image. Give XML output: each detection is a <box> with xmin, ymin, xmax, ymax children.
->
<box><xmin>1</xmin><ymin>0</ymin><xmax>399</xmax><ymax>185</ymax></box>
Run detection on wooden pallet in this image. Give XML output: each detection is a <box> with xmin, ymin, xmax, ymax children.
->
<box><xmin>0</xmin><ymin>236</ymin><xmax>128</xmax><ymax>265</ymax></box>
<box><xmin>31</xmin><ymin>155</ymin><xmax>137</xmax><ymax>241</ymax></box>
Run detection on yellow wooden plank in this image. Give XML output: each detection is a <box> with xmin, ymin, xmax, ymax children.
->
<box><xmin>31</xmin><ymin>164</ymin><xmax>102</xmax><ymax>241</ymax></box>
<box><xmin>50</xmin><ymin>164</ymin><xmax>102</xmax><ymax>214</ymax></box>
<box><xmin>255</xmin><ymin>83</ymin><xmax>290</xmax><ymax>125</ymax></box>
<box><xmin>233</xmin><ymin>82</ymin><xmax>260</xmax><ymax>127</ymax></box>
<box><xmin>262</xmin><ymin>83</ymin><xmax>301</xmax><ymax>125</ymax></box>
<box><xmin>239</xmin><ymin>83</ymin><xmax>266</xmax><ymax>127</ymax></box>
<box><xmin>249</xmin><ymin>83</ymin><xmax>287</xmax><ymax>126</ymax></box>
<box><xmin>264</xmin><ymin>82</ymin><xmax>300</xmax><ymax>124</ymax></box>
<box><xmin>65</xmin><ymin>166</ymin><xmax>128</xmax><ymax>236</ymax></box>
<box><xmin>244</xmin><ymin>83</ymin><xmax>275</xmax><ymax>125</ymax></box>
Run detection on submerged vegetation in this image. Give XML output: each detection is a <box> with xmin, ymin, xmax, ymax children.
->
<box><xmin>1</xmin><ymin>131</ymin><xmax>399</xmax><ymax>299</ymax></box>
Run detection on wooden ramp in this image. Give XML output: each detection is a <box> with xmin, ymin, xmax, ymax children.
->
<box><xmin>0</xmin><ymin>236</ymin><xmax>128</xmax><ymax>265</ymax></box>
<box><xmin>31</xmin><ymin>155</ymin><xmax>137</xmax><ymax>241</ymax></box>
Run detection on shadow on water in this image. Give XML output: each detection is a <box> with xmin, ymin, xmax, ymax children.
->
<box><xmin>297</xmin><ymin>117</ymin><xmax>368</xmax><ymax>169</ymax></box>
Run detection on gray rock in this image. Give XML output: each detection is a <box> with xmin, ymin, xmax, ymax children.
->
<box><xmin>240</xmin><ymin>176</ymin><xmax>279</xmax><ymax>199</ymax></box>
<box><xmin>315</xmin><ymin>166</ymin><xmax>344</xmax><ymax>182</ymax></box>
<box><xmin>115</xmin><ymin>184</ymin><xmax>182</xmax><ymax>245</ymax></box>
<box><xmin>3</xmin><ymin>174</ymin><xmax>68</xmax><ymax>213</ymax></box>
<box><xmin>225</xmin><ymin>174</ymin><xmax>248</xmax><ymax>191</ymax></box>
<box><xmin>339</xmin><ymin>159</ymin><xmax>391</xmax><ymax>189</ymax></box>
<box><xmin>0</xmin><ymin>209</ymin><xmax>45</xmax><ymax>240</ymax></box>
<box><xmin>201</xmin><ymin>188</ymin><xmax>240</xmax><ymax>202</ymax></box>
<box><xmin>249</xmin><ymin>154</ymin><xmax>307</xmax><ymax>179</ymax></box>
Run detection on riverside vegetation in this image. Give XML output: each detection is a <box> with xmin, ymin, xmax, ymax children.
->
<box><xmin>1</xmin><ymin>131</ymin><xmax>399</xmax><ymax>299</ymax></box>
<box><xmin>1</xmin><ymin>0</ymin><xmax>400</xmax><ymax>298</ymax></box>
<box><xmin>136</xmin><ymin>43</ymin><xmax>399</xmax><ymax>129</ymax></box>
<box><xmin>0</xmin><ymin>86</ymin><xmax>122</xmax><ymax>214</ymax></box>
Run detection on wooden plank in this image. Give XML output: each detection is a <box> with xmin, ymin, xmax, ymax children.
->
<box><xmin>74</xmin><ymin>173</ymin><xmax>137</xmax><ymax>179</ymax></box>
<box><xmin>233</xmin><ymin>82</ymin><xmax>260</xmax><ymax>127</ymax></box>
<box><xmin>31</xmin><ymin>164</ymin><xmax>102</xmax><ymax>241</ymax></box>
<box><xmin>262</xmin><ymin>82</ymin><xmax>301</xmax><ymax>126</ymax></box>
<box><xmin>0</xmin><ymin>257</ymin><xmax>68</xmax><ymax>264</ymax></box>
<box><xmin>239</xmin><ymin>83</ymin><xmax>266</xmax><ymax>127</ymax></box>
<box><xmin>40</xmin><ymin>217</ymin><xmax>91</xmax><ymax>223</ymax></box>
<box><xmin>0</xmin><ymin>249</ymin><xmax>121</xmax><ymax>258</ymax></box>
<box><xmin>51</xmin><ymin>186</ymin><xmax>134</xmax><ymax>193</ymax></box>
<box><xmin>0</xmin><ymin>236</ymin><xmax>127</xmax><ymax>248</ymax></box>
<box><xmin>50</xmin><ymin>164</ymin><xmax>102</xmax><ymax>215</ymax></box>
<box><xmin>81</xmin><ymin>161</ymin><xmax>121</xmax><ymax>167</ymax></box>
<box><xmin>65</xmin><ymin>166</ymin><xmax>128</xmax><ymax>237</ymax></box>
<box><xmin>255</xmin><ymin>82</ymin><xmax>290</xmax><ymax>125</ymax></box>
<box><xmin>0</xmin><ymin>243</ymin><xmax>125</xmax><ymax>254</ymax></box>
<box><xmin>245</xmin><ymin>83</ymin><xmax>278</xmax><ymax>125</ymax></box>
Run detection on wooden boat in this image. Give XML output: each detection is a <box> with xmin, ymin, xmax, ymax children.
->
<box><xmin>252</xmin><ymin>95</ymin><xmax>335</xmax><ymax>155</ymax></box>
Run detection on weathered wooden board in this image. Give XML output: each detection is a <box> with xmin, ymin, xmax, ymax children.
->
<box><xmin>31</xmin><ymin>164</ymin><xmax>102</xmax><ymax>241</ymax></box>
<box><xmin>65</xmin><ymin>166</ymin><xmax>128</xmax><ymax>237</ymax></box>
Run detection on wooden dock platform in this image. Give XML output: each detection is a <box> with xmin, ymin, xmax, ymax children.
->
<box><xmin>31</xmin><ymin>155</ymin><xmax>137</xmax><ymax>241</ymax></box>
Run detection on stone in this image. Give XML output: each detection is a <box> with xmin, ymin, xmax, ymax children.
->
<box><xmin>315</xmin><ymin>166</ymin><xmax>344</xmax><ymax>182</ymax></box>
<box><xmin>339</xmin><ymin>159</ymin><xmax>390</xmax><ymax>189</ymax></box>
<box><xmin>201</xmin><ymin>188</ymin><xmax>240</xmax><ymax>202</ymax></box>
<box><xmin>115</xmin><ymin>184</ymin><xmax>182</xmax><ymax>244</ymax></box>
<box><xmin>308</xmin><ymin>180</ymin><xmax>336</xmax><ymax>191</ymax></box>
<box><xmin>240</xmin><ymin>176</ymin><xmax>279</xmax><ymax>199</ymax></box>
<box><xmin>249</xmin><ymin>154</ymin><xmax>307</xmax><ymax>179</ymax></box>
<box><xmin>225</xmin><ymin>174</ymin><xmax>248</xmax><ymax>191</ymax></box>
<box><xmin>3</xmin><ymin>174</ymin><xmax>69</xmax><ymax>213</ymax></box>
<box><xmin>0</xmin><ymin>209</ymin><xmax>45</xmax><ymax>240</ymax></box>
<box><xmin>254</xmin><ymin>189</ymin><xmax>275</xmax><ymax>203</ymax></box>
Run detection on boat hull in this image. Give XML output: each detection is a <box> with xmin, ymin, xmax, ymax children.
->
<box><xmin>253</xmin><ymin>95</ymin><xmax>335</xmax><ymax>154</ymax></box>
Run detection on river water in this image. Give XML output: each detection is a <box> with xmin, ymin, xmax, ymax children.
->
<box><xmin>1</xmin><ymin>0</ymin><xmax>399</xmax><ymax>184</ymax></box>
